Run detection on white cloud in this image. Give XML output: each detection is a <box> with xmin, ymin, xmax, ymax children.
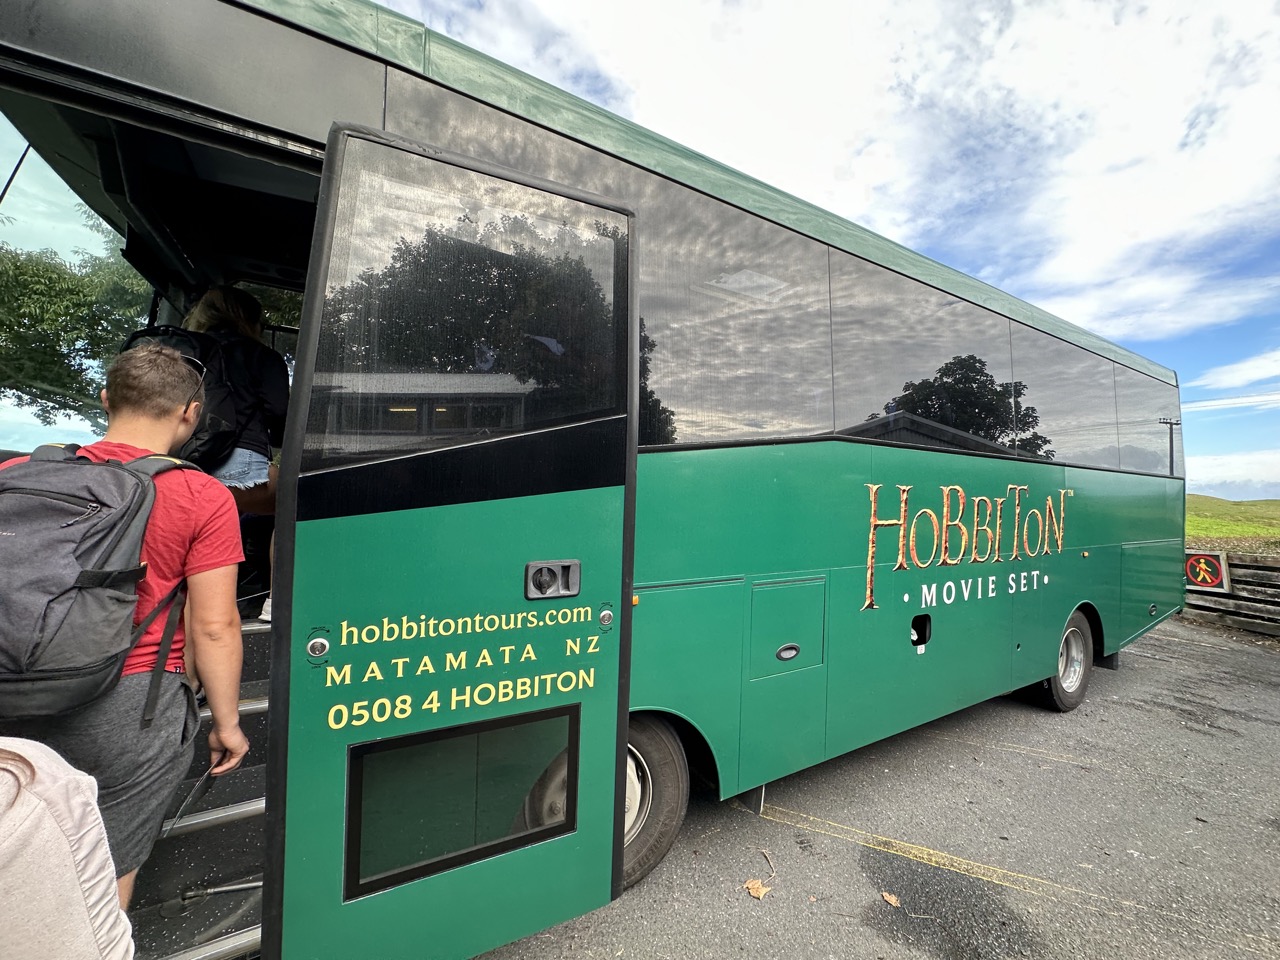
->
<box><xmin>1190</xmin><ymin>478</ymin><xmax>1280</xmax><ymax>501</ymax></box>
<box><xmin>393</xmin><ymin>0</ymin><xmax>1280</xmax><ymax>347</ymax></box>
<box><xmin>1186</xmin><ymin>448</ymin><xmax>1280</xmax><ymax>499</ymax></box>
<box><xmin>1183</xmin><ymin>392</ymin><xmax>1280</xmax><ymax>412</ymax></box>
<box><xmin>1187</xmin><ymin>348</ymin><xmax>1280</xmax><ymax>390</ymax></box>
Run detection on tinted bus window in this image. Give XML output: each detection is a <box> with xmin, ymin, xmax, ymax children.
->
<box><xmin>385</xmin><ymin>74</ymin><xmax>832</xmax><ymax>446</ymax></box>
<box><xmin>302</xmin><ymin>138</ymin><xmax>627</xmax><ymax>471</ymax></box>
<box><xmin>1115</xmin><ymin>365</ymin><xmax>1184</xmax><ymax>477</ymax></box>
<box><xmin>830</xmin><ymin>250</ymin><xmax>1016</xmax><ymax>455</ymax></box>
<box><xmin>634</xmin><ymin>191</ymin><xmax>832</xmax><ymax>444</ymax></box>
<box><xmin>1009</xmin><ymin>322</ymin><xmax>1119</xmax><ymax>468</ymax></box>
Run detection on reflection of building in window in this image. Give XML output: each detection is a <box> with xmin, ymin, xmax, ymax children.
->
<box><xmin>839</xmin><ymin>410</ymin><xmax>1028</xmax><ymax>456</ymax></box>
<box><xmin>315</xmin><ymin>372</ymin><xmax>535</xmax><ymax>455</ymax></box>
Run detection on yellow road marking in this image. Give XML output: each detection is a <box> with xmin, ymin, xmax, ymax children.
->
<box><xmin>761</xmin><ymin>804</ymin><xmax>1280</xmax><ymax>957</ymax></box>
<box><xmin>922</xmin><ymin>731</ymin><xmax>1106</xmax><ymax>771</ymax></box>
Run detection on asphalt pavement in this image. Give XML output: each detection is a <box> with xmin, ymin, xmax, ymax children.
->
<box><xmin>486</xmin><ymin>616</ymin><xmax>1280</xmax><ymax>960</ymax></box>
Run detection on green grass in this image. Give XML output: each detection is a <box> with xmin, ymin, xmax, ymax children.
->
<box><xmin>1186</xmin><ymin>494</ymin><xmax>1280</xmax><ymax>543</ymax></box>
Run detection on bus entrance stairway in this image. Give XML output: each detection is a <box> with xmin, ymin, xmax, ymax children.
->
<box><xmin>130</xmin><ymin>618</ymin><xmax>271</xmax><ymax>960</ymax></box>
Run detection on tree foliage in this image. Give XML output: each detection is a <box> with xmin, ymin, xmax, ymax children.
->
<box><xmin>882</xmin><ymin>353</ymin><xmax>1053</xmax><ymax>458</ymax></box>
<box><xmin>0</xmin><ymin>212</ymin><xmax>149</xmax><ymax>429</ymax></box>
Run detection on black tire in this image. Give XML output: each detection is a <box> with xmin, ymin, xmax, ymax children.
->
<box><xmin>622</xmin><ymin>714</ymin><xmax>689</xmax><ymax>889</ymax></box>
<box><xmin>1038</xmin><ymin>610</ymin><xmax>1094</xmax><ymax>712</ymax></box>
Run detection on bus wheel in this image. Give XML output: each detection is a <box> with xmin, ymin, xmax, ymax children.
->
<box><xmin>1039</xmin><ymin>611</ymin><xmax>1093</xmax><ymax>712</ymax></box>
<box><xmin>623</xmin><ymin>715</ymin><xmax>689</xmax><ymax>889</ymax></box>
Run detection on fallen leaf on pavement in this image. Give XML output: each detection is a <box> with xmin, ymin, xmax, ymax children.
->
<box><xmin>743</xmin><ymin>878</ymin><xmax>771</xmax><ymax>900</ymax></box>
<box><xmin>881</xmin><ymin>892</ymin><xmax>901</xmax><ymax>908</ymax></box>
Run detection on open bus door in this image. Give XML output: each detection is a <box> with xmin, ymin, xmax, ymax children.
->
<box><xmin>265</xmin><ymin>125</ymin><xmax>636</xmax><ymax>960</ymax></box>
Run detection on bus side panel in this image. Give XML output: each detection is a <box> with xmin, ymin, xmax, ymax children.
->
<box><xmin>826</xmin><ymin>442</ymin><xmax>1020</xmax><ymax>757</ymax></box>
<box><xmin>632</xmin><ymin>445</ymin><xmax>862</xmax><ymax>798</ymax></box>
<box><xmin>628</xmin><ymin>580</ymin><xmax>746</xmax><ymax>795</ymax></box>
<box><xmin>282</xmin><ymin>489</ymin><xmax>622</xmax><ymax>960</ymax></box>
<box><xmin>633</xmin><ymin>442</ymin><xmax>1172</xmax><ymax>791</ymax></box>
<box><xmin>1063</xmin><ymin>468</ymin><xmax>1185</xmax><ymax>654</ymax></box>
<box><xmin>1118</xmin><ymin>476</ymin><xmax>1186</xmax><ymax>646</ymax></box>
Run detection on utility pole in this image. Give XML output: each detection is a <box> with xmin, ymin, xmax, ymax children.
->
<box><xmin>1158</xmin><ymin>417</ymin><xmax>1181</xmax><ymax>477</ymax></box>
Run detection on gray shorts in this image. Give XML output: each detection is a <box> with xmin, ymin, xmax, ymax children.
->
<box><xmin>0</xmin><ymin>671</ymin><xmax>199</xmax><ymax>876</ymax></box>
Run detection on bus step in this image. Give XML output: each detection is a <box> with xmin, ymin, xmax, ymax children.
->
<box><xmin>162</xmin><ymin>880</ymin><xmax>263</xmax><ymax>915</ymax></box>
<box><xmin>132</xmin><ymin>884</ymin><xmax>262</xmax><ymax>960</ymax></box>
<box><xmin>164</xmin><ymin>763</ymin><xmax>265</xmax><ymax>821</ymax></box>
<box><xmin>238</xmin><ymin>623</ymin><xmax>272</xmax><ymax>685</ymax></box>
<box><xmin>184</xmin><ymin>683</ymin><xmax>270</xmax><ymax>782</ymax></box>
<box><xmin>161</xmin><ymin>797</ymin><xmax>265</xmax><ymax>839</ymax></box>
<box><xmin>151</xmin><ymin>926</ymin><xmax>261</xmax><ymax>960</ymax></box>
<box><xmin>198</xmin><ymin>685</ymin><xmax>269</xmax><ymax>722</ymax></box>
<box><xmin>132</xmin><ymin>799</ymin><xmax>264</xmax><ymax>911</ymax></box>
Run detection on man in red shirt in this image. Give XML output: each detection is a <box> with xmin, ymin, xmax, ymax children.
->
<box><xmin>0</xmin><ymin>343</ymin><xmax>248</xmax><ymax>909</ymax></box>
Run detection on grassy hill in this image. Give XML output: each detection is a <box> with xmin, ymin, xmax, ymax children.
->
<box><xmin>1186</xmin><ymin>494</ymin><xmax>1280</xmax><ymax>553</ymax></box>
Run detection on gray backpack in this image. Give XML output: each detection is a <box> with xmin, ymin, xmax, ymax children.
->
<box><xmin>0</xmin><ymin>444</ymin><xmax>194</xmax><ymax>720</ymax></box>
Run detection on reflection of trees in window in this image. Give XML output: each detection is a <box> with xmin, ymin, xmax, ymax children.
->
<box><xmin>639</xmin><ymin>317</ymin><xmax>676</xmax><ymax>445</ymax></box>
<box><xmin>870</xmin><ymin>354</ymin><xmax>1054</xmax><ymax>458</ymax></box>
<box><xmin>323</xmin><ymin>215</ymin><xmax>619</xmax><ymax>427</ymax></box>
<box><xmin>322</xmin><ymin>212</ymin><xmax>676</xmax><ymax>442</ymax></box>
<box><xmin>0</xmin><ymin>211</ymin><xmax>149</xmax><ymax>430</ymax></box>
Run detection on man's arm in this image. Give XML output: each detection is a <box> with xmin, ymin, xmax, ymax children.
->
<box><xmin>187</xmin><ymin>564</ymin><xmax>248</xmax><ymax>775</ymax></box>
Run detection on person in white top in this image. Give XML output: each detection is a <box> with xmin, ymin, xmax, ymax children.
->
<box><xmin>0</xmin><ymin>736</ymin><xmax>135</xmax><ymax>959</ymax></box>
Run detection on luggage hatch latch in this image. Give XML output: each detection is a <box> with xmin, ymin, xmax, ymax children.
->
<box><xmin>525</xmin><ymin>560</ymin><xmax>581</xmax><ymax>600</ymax></box>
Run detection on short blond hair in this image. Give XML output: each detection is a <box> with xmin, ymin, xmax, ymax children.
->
<box><xmin>106</xmin><ymin>343</ymin><xmax>203</xmax><ymax>418</ymax></box>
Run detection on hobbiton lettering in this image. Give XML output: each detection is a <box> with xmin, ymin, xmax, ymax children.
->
<box><xmin>863</xmin><ymin>483</ymin><xmax>1071</xmax><ymax>610</ymax></box>
<box><xmin>451</xmin><ymin>669</ymin><xmax>596</xmax><ymax>709</ymax></box>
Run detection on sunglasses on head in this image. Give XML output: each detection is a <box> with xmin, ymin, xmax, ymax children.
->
<box><xmin>180</xmin><ymin>354</ymin><xmax>207</xmax><ymax>410</ymax></box>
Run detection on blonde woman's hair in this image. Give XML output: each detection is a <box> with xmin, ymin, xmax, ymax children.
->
<box><xmin>184</xmin><ymin>285</ymin><xmax>264</xmax><ymax>340</ymax></box>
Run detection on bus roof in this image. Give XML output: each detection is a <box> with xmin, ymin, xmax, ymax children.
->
<box><xmin>237</xmin><ymin>0</ymin><xmax>1175</xmax><ymax>386</ymax></box>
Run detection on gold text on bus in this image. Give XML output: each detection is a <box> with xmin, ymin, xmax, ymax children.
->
<box><xmin>863</xmin><ymin>484</ymin><xmax>1071</xmax><ymax>610</ymax></box>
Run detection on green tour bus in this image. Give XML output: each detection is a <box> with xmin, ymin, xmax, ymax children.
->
<box><xmin>0</xmin><ymin>1</ymin><xmax>1184</xmax><ymax>957</ymax></box>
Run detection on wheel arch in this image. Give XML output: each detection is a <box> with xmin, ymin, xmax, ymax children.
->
<box><xmin>628</xmin><ymin>708</ymin><xmax>722</xmax><ymax>797</ymax></box>
<box><xmin>1074</xmin><ymin>601</ymin><xmax>1106</xmax><ymax>663</ymax></box>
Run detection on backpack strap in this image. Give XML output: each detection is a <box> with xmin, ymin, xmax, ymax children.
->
<box><xmin>72</xmin><ymin>456</ymin><xmax>198</xmax><ymax>591</ymax></box>
<box><xmin>74</xmin><ymin>566</ymin><xmax>150</xmax><ymax>589</ymax></box>
<box><xmin>31</xmin><ymin>443</ymin><xmax>82</xmax><ymax>461</ymax></box>
<box><xmin>122</xmin><ymin>455</ymin><xmax>199</xmax><ymax>723</ymax></box>
<box><xmin>136</xmin><ymin>580</ymin><xmax>187</xmax><ymax>724</ymax></box>
<box><xmin>125</xmin><ymin>453</ymin><xmax>198</xmax><ymax>478</ymax></box>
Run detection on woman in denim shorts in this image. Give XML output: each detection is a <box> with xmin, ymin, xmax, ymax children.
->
<box><xmin>185</xmin><ymin>286</ymin><xmax>290</xmax><ymax>616</ymax></box>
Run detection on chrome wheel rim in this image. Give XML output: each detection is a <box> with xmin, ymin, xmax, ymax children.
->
<box><xmin>526</xmin><ymin>753</ymin><xmax>569</xmax><ymax>826</ymax></box>
<box><xmin>1059</xmin><ymin>627</ymin><xmax>1086</xmax><ymax>693</ymax></box>
<box><xmin>623</xmin><ymin>744</ymin><xmax>653</xmax><ymax>846</ymax></box>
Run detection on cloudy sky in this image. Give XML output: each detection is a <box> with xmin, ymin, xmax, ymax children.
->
<box><xmin>1</xmin><ymin>0</ymin><xmax>1276</xmax><ymax>498</ymax></box>
<box><xmin>382</xmin><ymin>0</ymin><xmax>1280</xmax><ymax>499</ymax></box>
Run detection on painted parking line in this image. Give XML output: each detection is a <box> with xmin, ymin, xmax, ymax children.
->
<box><xmin>922</xmin><ymin>730</ymin><xmax>1109</xmax><ymax>771</ymax></box>
<box><xmin>760</xmin><ymin>803</ymin><xmax>1280</xmax><ymax>958</ymax></box>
